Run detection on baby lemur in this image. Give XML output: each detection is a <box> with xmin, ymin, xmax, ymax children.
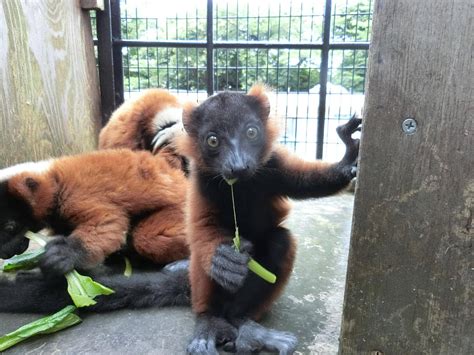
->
<box><xmin>179</xmin><ymin>85</ymin><xmax>361</xmax><ymax>354</ymax></box>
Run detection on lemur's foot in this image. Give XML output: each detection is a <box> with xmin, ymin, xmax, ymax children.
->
<box><xmin>224</xmin><ymin>320</ymin><xmax>297</xmax><ymax>354</ymax></box>
<box><xmin>152</xmin><ymin>121</ymin><xmax>184</xmax><ymax>153</ymax></box>
<box><xmin>40</xmin><ymin>237</ymin><xmax>87</xmax><ymax>276</ymax></box>
<box><xmin>210</xmin><ymin>242</ymin><xmax>251</xmax><ymax>293</ymax></box>
<box><xmin>187</xmin><ymin>315</ymin><xmax>238</xmax><ymax>355</ymax></box>
<box><xmin>336</xmin><ymin>115</ymin><xmax>362</xmax><ymax>177</ymax></box>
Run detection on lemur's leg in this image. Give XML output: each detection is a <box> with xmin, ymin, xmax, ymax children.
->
<box><xmin>131</xmin><ymin>207</ymin><xmax>189</xmax><ymax>264</ymax></box>
<box><xmin>40</xmin><ymin>207</ymin><xmax>129</xmax><ymax>276</ymax></box>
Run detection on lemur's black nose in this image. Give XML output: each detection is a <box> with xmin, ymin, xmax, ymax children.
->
<box><xmin>231</xmin><ymin>165</ymin><xmax>250</xmax><ymax>179</ymax></box>
<box><xmin>223</xmin><ymin>164</ymin><xmax>251</xmax><ymax>180</ymax></box>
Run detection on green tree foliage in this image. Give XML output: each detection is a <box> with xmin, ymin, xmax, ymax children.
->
<box><xmin>332</xmin><ymin>1</ymin><xmax>372</xmax><ymax>92</ymax></box>
<box><xmin>119</xmin><ymin>1</ymin><xmax>371</xmax><ymax>93</ymax></box>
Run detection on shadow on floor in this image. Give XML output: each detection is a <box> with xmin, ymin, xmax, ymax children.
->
<box><xmin>0</xmin><ymin>194</ymin><xmax>354</xmax><ymax>354</ymax></box>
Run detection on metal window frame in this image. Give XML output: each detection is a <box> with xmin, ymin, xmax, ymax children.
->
<box><xmin>95</xmin><ymin>0</ymin><xmax>369</xmax><ymax>158</ymax></box>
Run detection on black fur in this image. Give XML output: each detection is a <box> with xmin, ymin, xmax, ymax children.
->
<box><xmin>185</xmin><ymin>92</ymin><xmax>361</xmax><ymax>354</ymax></box>
<box><xmin>0</xmin><ymin>260</ymin><xmax>191</xmax><ymax>313</ymax></box>
<box><xmin>39</xmin><ymin>237</ymin><xmax>89</xmax><ymax>276</ymax></box>
<box><xmin>186</xmin><ymin>314</ymin><xmax>238</xmax><ymax>355</ymax></box>
<box><xmin>185</xmin><ymin>93</ymin><xmax>269</xmax><ymax>180</ymax></box>
<box><xmin>229</xmin><ymin>319</ymin><xmax>297</xmax><ymax>354</ymax></box>
<box><xmin>210</xmin><ymin>228</ymin><xmax>293</xmax><ymax>319</ymax></box>
<box><xmin>0</xmin><ymin>181</ymin><xmax>43</xmax><ymax>259</ymax></box>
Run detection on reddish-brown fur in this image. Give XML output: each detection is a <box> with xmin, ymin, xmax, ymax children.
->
<box><xmin>7</xmin><ymin>149</ymin><xmax>189</xmax><ymax>266</ymax></box>
<box><xmin>99</xmin><ymin>89</ymin><xmax>182</xmax><ymax>151</ymax></box>
<box><xmin>95</xmin><ymin>89</ymin><xmax>192</xmax><ymax>265</ymax></box>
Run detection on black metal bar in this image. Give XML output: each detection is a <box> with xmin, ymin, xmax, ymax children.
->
<box><xmin>111</xmin><ymin>0</ymin><xmax>124</xmax><ymax>105</ymax></box>
<box><xmin>109</xmin><ymin>39</ymin><xmax>369</xmax><ymax>50</ymax></box>
<box><xmin>96</xmin><ymin>0</ymin><xmax>116</xmax><ymax>126</ymax></box>
<box><xmin>316</xmin><ymin>0</ymin><xmax>332</xmax><ymax>159</ymax></box>
<box><xmin>206</xmin><ymin>0</ymin><xmax>214</xmax><ymax>96</ymax></box>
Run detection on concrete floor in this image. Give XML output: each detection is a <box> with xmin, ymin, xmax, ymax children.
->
<box><xmin>0</xmin><ymin>194</ymin><xmax>355</xmax><ymax>355</ymax></box>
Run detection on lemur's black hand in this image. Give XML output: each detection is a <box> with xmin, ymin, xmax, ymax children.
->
<box><xmin>210</xmin><ymin>240</ymin><xmax>252</xmax><ymax>293</ymax></box>
<box><xmin>336</xmin><ymin>115</ymin><xmax>362</xmax><ymax>178</ymax></box>
<box><xmin>40</xmin><ymin>237</ymin><xmax>87</xmax><ymax>276</ymax></box>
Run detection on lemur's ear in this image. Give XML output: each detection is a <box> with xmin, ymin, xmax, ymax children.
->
<box><xmin>8</xmin><ymin>174</ymin><xmax>42</xmax><ymax>201</ymax></box>
<box><xmin>182</xmin><ymin>101</ymin><xmax>198</xmax><ymax>133</ymax></box>
<box><xmin>247</xmin><ymin>84</ymin><xmax>271</xmax><ymax>119</ymax></box>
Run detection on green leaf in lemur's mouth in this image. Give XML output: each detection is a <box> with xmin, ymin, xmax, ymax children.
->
<box><xmin>2</xmin><ymin>249</ymin><xmax>46</xmax><ymax>272</ymax></box>
<box><xmin>0</xmin><ymin>305</ymin><xmax>81</xmax><ymax>352</ymax></box>
<box><xmin>1</xmin><ymin>232</ymin><xmax>48</xmax><ymax>271</ymax></box>
<box><xmin>25</xmin><ymin>231</ymin><xmax>48</xmax><ymax>247</ymax></box>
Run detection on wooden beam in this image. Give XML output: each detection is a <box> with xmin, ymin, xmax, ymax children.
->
<box><xmin>0</xmin><ymin>1</ymin><xmax>100</xmax><ymax>167</ymax></box>
<box><xmin>80</xmin><ymin>0</ymin><xmax>105</xmax><ymax>11</ymax></box>
<box><xmin>340</xmin><ymin>0</ymin><xmax>473</xmax><ymax>353</ymax></box>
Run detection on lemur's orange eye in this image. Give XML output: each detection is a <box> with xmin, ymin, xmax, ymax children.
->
<box><xmin>207</xmin><ymin>135</ymin><xmax>219</xmax><ymax>148</ymax></box>
<box><xmin>246</xmin><ymin>127</ymin><xmax>258</xmax><ymax>140</ymax></box>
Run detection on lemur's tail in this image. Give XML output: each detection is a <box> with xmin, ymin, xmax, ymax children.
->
<box><xmin>0</xmin><ymin>260</ymin><xmax>190</xmax><ymax>313</ymax></box>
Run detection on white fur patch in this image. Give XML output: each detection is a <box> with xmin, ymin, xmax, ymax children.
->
<box><xmin>0</xmin><ymin>160</ymin><xmax>53</xmax><ymax>182</ymax></box>
<box><xmin>152</xmin><ymin>107</ymin><xmax>183</xmax><ymax>131</ymax></box>
<box><xmin>151</xmin><ymin>122</ymin><xmax>185</xmax><ymax>153</ymax></box>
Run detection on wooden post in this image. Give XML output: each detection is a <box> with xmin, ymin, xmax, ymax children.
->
<box><xmin>340</xmin><ymin>0</ymin><xmax>473</xmax><ymax>353</ymax></box>
<box><xmin>0</xmin><ymin>1</ymin><xmax>100</xmax><ymax>168</ymax></box>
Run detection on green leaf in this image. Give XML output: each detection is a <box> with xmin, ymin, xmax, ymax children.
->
<box><xmin>232</xmin><ymin>227</ymin><xmax>241</xmax><ymax>251</ymax></box>
<box><xmin>24</xmin><ymin>231</ymin><xmax>48</xmax><ymax>247</ymax></box>
<box><xmin>123</xmin><ymin>257</ymin><xmax>132</xmax><ymax>277</ymax></box>
<box><xmin>2</xmin><ymin>248</ymin><xmax>45</xmax><ymax>272</ymax></box>
<box><xmin>248</xmin><ymin>258</ymin><xmax>277</xmax><ymax>284</ymax></box>
<box><xmin>0</xmin><ymin>305</ymin><xmax>81</xmax><ymax>352</ymax></box>
<box><xmin>3</xmin><ymin>231</ymin><xmax>115</xmax><ymax>308</ymax></box>
<box><xmin>65</xmin><ymin>270</ymin><xmax>114</xmax><ymax>308</ymax></box>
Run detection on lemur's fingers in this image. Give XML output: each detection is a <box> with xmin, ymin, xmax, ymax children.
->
<box><xmin>210</xmin><ymin>244</ymin><xmax>249</xmax><ymax>293</ymax></box>
<box><xmin>234</xmin><ymin>320</ymin><xmax>298</xmax><ymax>355</ymax></box>
<box><xmin>238</xmin><ymin>238</ymin><xmax>254</xmax><ymax>254</ymax></box>
<box><xmin>187</xmin><ymin>315</ymin><xmax>226</xmax><ymax>355</ymax></box>
<box><xmin>336</xmin><ymin>116</ymin><xmax>362</xmax><ymax>145</ymax></box>
<box><xmin>350</xmin><ymin>165</ymin><xmax>358</xmax><ymax>179</ymax></box>
<box><xmin>212</xmin><ymin>269</ymin><xmax>248</xmax><ymax>293</ymax></box>
<box><xmin>186</xmin><ymin>336</ymin><xmax>218</xmax><ymax>355</ymax></box>
<box><xmin>215</xmin><ymin>320</ymin><xmax>238</xmax><ymax>346</ymax></box>
<box><xmin>152</xmin><ymin>122</ymin><xmax>184</xmax><ymax>154</ymax></box>
<box><xmin>39</xmin><ymin>237</ymin><xmax>87</xmax><ymax>276</ymax></box>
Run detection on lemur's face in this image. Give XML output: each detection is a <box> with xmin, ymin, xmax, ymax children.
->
<box><xmin>0</xmin><ymin>182</ymin><xmax>31</xmax><ymax>259</ymax></box>
<box><xmin>184</xmin><ymin>92</ymin><xmax>269</xmax><ymax>181</ymax></box>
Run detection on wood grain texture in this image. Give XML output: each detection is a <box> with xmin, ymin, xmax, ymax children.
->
<box><xmin>0</xmin><ymin>0</ymin><xmax>100</xmax><ymax>168</ymax></box>
<box><xmin>340</xmin><ymin>0</ymin><xmax>473</xmax><ymax>354</ymax></box>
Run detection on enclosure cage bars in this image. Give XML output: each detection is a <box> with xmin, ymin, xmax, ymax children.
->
<box><xmin>95</xmin><ymin>0</ymin><xmax>369</xmax><ymax>159</ymax></box>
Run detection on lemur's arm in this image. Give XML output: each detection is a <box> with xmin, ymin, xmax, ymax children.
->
<box><xmin>265</xmin><ymin>116</ymin><xmax>361</xmax><ymax>199</ymax></box>
<box><xmin>40</xmin><ymin>206</ymin><xmax>129</xmax><ymax>276</ymax></box>
<box><xmin>190</xmin><ymin>222</ymin><xmax>250</xmax><ymax>295</ymax></box>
